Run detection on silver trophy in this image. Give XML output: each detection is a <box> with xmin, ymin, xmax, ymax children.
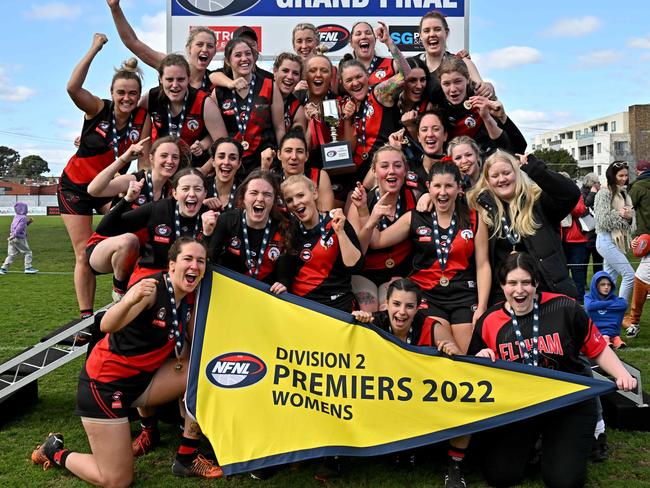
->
<box><xmin>320</xmin><ymin>100</ymin><xmax>355</xmax><ymax>175</ymax></box>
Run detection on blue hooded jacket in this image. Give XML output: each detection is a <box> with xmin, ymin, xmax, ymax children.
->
<box><xmin>584</xmin><ymin>271</ymin><xmax>627</xmax><ymax>337</ymax></box>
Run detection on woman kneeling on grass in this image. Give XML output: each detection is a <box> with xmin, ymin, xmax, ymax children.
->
<box><xmin>31</xmin><ymin>238</ymin><xmax>223</xmax><ymax>485</ymax></box>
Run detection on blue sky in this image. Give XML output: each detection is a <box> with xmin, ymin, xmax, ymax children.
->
<box><xmin>1</xmin><ymin>1</ymin><xmax>649</xmax><ymax>176</ymax></box>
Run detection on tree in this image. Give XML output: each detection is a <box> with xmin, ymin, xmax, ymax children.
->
<box><xmin>12</xmin><ymin>155</ymin><xmax>50</xmax><ymax>179</ymax></box>
<box><xmin>532</xmin><ymin>148</ymin><xmax>578</xmax><ymax>177</ymax></box>
<box><xmin>0</xmin><ymin>146</ymin><xmax>20</xmax><ymax>177</ymax></box>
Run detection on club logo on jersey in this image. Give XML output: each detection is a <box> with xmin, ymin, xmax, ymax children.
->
<box><xmin>366</xmin><ymin>104</ymin><xmax>375</xmax><ymax>118</ymax></box>
<box><xmin>468</xmin><ymin>280</ymin><xmax>476</xmax><ymax>289</ymax></box>
<box><xmin>129</xmin><ymin>129</ymin><xmax>140</xmax><ymax>142</ymax></box>
<box><xmin>177</xmin><ymin>0</ymin><xmax>260</xmax><ymax>16</ymax></box>
<box><xmin>111</xmin><ymin>391</ymin><xmax>123</xmax><ymax>409</ymax></box>
<box><xmin>416</xmin><ymin>226</ymin><xmax>431</xmax><ymax>236</ymax></box>
<box><xmin>136</xmin><ymin>195</ymin><xmax>147</xmax><ymax>206</ymax></box>
<box><xmin>228</xmin><ymin>237</ymin><xmax>240</xmax><ymax>250</ymax></box>
<box><xmin>187</xmin><ymin>119</ymin><xmax>200</xmax><ymax>132</ymax></box>
<box><xmin>471</xmin><ymin>303</ymin><xmax>478</xmax><ymax>312</ymax></box>
<box><xmin>268</xmin><ymin>246</ymin><xmax>280</xmax><ymax>261</ymax></box>
<box><xmin>320</xmin><ymin>236</ymin><xmax>334</xmax><ymax>248</ymax></box>
<box><xmin>317</xmin><ymin>24</ymin><xmax>350</xmax><ymax>53</ymax></box>
<box><xmin>374</xmin><ymin>69</ymin><xmax>387</xmax><ymax>80</ymax></box>
<box><xmin>99</xmin><ymin>121</ymin><xmax>110</xmax><ymax>131</ymax></box>
<box><xmin>221</xmin><ymin>99</ymin><xmax>234</xmax><ymax>111</ymax></box>
<box><xmin>464</xmin><ymin>116</ymin><xmax>476</xmax><ymax>128</ymax></box>
<box><xmin>460</xmin><ymin>229</ymin><xmax>474</xmax><ymax>242</ymax></box>
<box><xmin>300</xmin><ymin>249</ymin><xmax>312</xmax><ymax>262</ymax></box>
<box><xmin>157</xmin><ymin>308</ymin><xmax>166</xmax><ymax>320</ymax></box>
<box><xmin>153</xmin><ymin>113</ymin><xmax>162</xmax><ymax>127</ymax></box>
<box><xmin>206</xmin><ymin>352</ymin><xmax>267</xmax><ymax>389</ymax></box>
<box><xmin>156</xmin><ymin>224</ymin><xmax>172</xmax><ymax>237</ymax></box>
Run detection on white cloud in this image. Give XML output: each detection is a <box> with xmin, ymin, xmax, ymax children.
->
<box><xmin>475</xmin><ymin>47</ymin><xmax>541</xmax><ymax>70</ymax></box>
<box><xmin>578</xmin><ymin>49</ymin><xmax>618</xmax><ymax>66</ymax></box>
<box><xmin>135</xmin><ymin>11</ymin><xmax>166</xmax><ymax>54</ymax></box>
<box><xmin>25</xmin><ymin>2</ymin><xmax>82</xmax><ymax>20</ymax></box>
<box><xmin>509</xmin><ymin>110</ymin><xmax>551</xmax><ymax>126</ymax></box>
<box><xmin>13</xmin><ymin>143</ymin><xmax>71</xmax><ymax>176</ymax></box>
<box><xmin>0</xmin><ymin>66</ymin><xmax>35</xmax><ymax>102</ymax></box>
<box><xmin>544</xmin><ymin>16</ymin><xmax>601</xmax><ymax>37</ymax></box>
<box><xmin>627</xmin><ymin>35</ymin><xmax>650</xmax><ymax>50</ymax></box>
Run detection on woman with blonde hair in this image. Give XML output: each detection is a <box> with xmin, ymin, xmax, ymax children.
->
<box><xmin>468</xmin><ymin>150</ymin><xmax>580</xmax><ymax>304</ymax></box>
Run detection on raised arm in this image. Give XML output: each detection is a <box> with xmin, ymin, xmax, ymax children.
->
<box><xmin>88</xmin><ymin>136</ymin><xmax>149</xmax><ymax>197</ymax></box>
<box><xmin>66</xmin><ymin>33</ymin><xmax>108</xmax><ymax>117</ymax></box>
<box><xmin>101</xmin><ymin>278</ymin><xmax>158</xmax><ymax>332</ymax></box>
<box><xmin>107</xmin><ymin>0</ymin><xmax>165</xmax><ymax>69</ymax></box>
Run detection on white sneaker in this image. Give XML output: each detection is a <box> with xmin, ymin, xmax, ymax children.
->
<box><xmin>625</xmin><ymin>324</ymin><xmax>640</xmax><ymax>338</ymax></box>
<box><xmin>24</xmin><ymin>268</ymin><xmax>39</xmax><ymax>274</ymax></box>
<box><xmin>0</xmin><ymin>267</ymin><xmax>7</xmax><ymax>275</ymax></box>
<box><xmin>111</xmin><ymin>288</ymin><xmax>125</xmax><ymax>303</ymax></box>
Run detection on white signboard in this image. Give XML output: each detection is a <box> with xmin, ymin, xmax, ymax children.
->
<box><xmin>167</xmin><ymin>0</ymin><xmax>468</xmax><ymax>63</ymax></box>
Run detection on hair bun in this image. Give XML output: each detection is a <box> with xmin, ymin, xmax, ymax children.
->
<box><xmin>123</xmin><ymin>57</ymin><xmax>139</xmax><ymax>72</ymax></box>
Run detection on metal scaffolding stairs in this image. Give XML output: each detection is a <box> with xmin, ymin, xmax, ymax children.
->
<box><xmin>0</xmin><ymin>305</ymin><xmax>110</xmax><ymax>402</ymax></box>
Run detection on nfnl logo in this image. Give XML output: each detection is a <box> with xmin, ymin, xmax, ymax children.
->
<box><xmin>318</xmin><ymin>25</ymin><xmax>350</xmax><ymax>53</ymax></box>
<box><xmin>206</xmin><ymin>352</ymin><xmax>266</xmax><ymax>388</ymax></box>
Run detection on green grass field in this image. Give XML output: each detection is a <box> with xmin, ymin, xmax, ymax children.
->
<box><xmin>0</xmin><ymin>216</ymin><xmax>647</xmax><ymax>487</ymax></box>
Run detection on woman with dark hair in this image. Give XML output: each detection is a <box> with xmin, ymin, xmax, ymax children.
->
<box><xmin>467</xmin><ymin>150</ymin><xmax>580</xmax><ymax>304</ymax></box>
<box><xmin>204</xmin><ymin>137</ymin><xmax>244</xmax><ymax>212</ymax></box>
<box><xmin>264</xmin><ymin>129</ymin><xmax>335</xmax><ymax>211</ymax></box>
<box><xmin>594</xmin><ymin>161</ymin><xmax>635</xmax><ymax>302</ymax></box>
<box><xmin>580</xmin><ymin>173</ymin><xmax>603</xmax><ymax>279</ymax></box>
<box><xmin>215</xmin><ymin>38</ymin><xmax>285</xmax><ymax>175</ymax></box>
<box><xmin>277</xmin><ymin>175</ymin><xmax>363</xmax><ymax>312</ymax></box>
<box><xmin>140</xmin><ymin>54</ymin><xmax>226</xmax><ymax>168</ymax></box>
<box><xmin>59</xmin><ymin>33</ymin><xmax>149</xmax><ymax>319</ymax></box>
<box><xmin>470</xmin><ymin>252</ymin><xmax>635</xmax><ymax>488</ymax></box>
<box><xmin>348</xmin><ymin>21</ymin><xmax>396</xmax><ymax>86</ymax></box>
<box><xmin>31</xmin><ymin>238</ymin><xmax>223</xmax><ymax>483</ymax></box>
<box><xmin>95</xmin><ymin>167</ymin><xmax>216</xmax><ymax>286</ymax></box>
<box><xmin>86</xmin><ymin>137</ymin><xmax>184</xmax><ymax>301</ymax></box>
<box><xmin>208</xmin><ymin>170</ymin><xmax>287</xmax><ymax>288</ymax></box>
<box><xmin>360</xmin><ymin>161</ymin><xmax>490</xmax><ymax>352</ymax></box>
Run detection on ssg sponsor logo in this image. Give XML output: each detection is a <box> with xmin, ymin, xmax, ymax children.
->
<box><xmin>206</xmin><ymin>352</ymin><xmax>267</xmax><ymax>388</ymax></box>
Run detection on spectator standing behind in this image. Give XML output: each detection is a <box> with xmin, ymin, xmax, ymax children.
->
<box><xmin>558</xmin><ymin>172</ymin><xmax>588</xmax><ymax>302</ymax></box>
<box><xmin>0</xmin><ymin>202</ymin><xmax>38</xmax><ymax>275</ymax></box>
<box><xmin>593</xmin><ymin>161</ymin><xmax>635</xmax><ymax>303</ymax></box>
<box><xmin>629</xmin><ymin>159</ymin><xmax>650</xmax><ymax>236</ymax></box>
<box><xmin>580</xmin><ymin>173</ymin><xmax>603</xmax><ymax>280</ymax></box>
<box><xmin>584</xmin><ymin>271</ymin><xmax>628</xmax><ymax>349</ymax></box>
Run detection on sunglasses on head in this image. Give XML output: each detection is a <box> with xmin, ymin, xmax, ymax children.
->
<box><xmin>613</xmin><ymin>162</ymin><xmax>628</xmax><ymax>169</ymax></box>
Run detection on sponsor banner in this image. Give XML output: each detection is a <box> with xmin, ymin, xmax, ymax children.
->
<box><xmin>168</xmin><ymin>0</ymin><xmax>468</xmax><ymax>60</ymax></box>
<box><xmin>186</xmin><ymin>265</ymin><xmax>614</xmax><ymax>476</ymax></box>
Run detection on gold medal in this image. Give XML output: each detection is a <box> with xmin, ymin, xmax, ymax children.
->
<box><xmin>362</xmin><ymin>152</ymin><xmax>369</xmax><ymax>160</ymax></box>
<box><xmin>174</xmin><ymin>362</ymin><xmax>183</xmax><ymax>372</ymax></box>
<box><xmin>463</xmin><ymin>100</ymin><xmax>472</xmax><ymax>110</ymax></box>
<box><xmin>439</xmin><ymin>275</ymin><xmax>450</xmax><ymax>287</ymax></box>
<box><xmin>241</xmin><ymin>140</ymin><xmax>250</xmax><ymax>151</ymax></box>
<box><xmin>385</xmin><ymin>258</ymin><xmax>395</xmax><ymax>268</ymax></box>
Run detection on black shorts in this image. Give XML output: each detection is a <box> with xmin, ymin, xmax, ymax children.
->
<box><xmin>57</xmin><ymin>184</ymin><xmax>111</xmax><ymax>216</ymax></box>
<box><xmin>85</xmin><ymin>243</ymin><xmax>103</xmax><ymax>275</ymax></box>
<box><xmin>75</xmin><ymin>364</ymin><xmax>153</xmax><ymax>420</ymax></box>
<box><xmin>420</xmin><ymin>299</ymin><xmax>476</xmax><ymax>325</ymax></box>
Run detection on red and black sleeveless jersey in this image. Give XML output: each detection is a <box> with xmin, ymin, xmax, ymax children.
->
<box><xmin>409</xmin><ymin>51</ymin><xmax>455</xmax><ymax>106</ymax></box>
<box><xmin>364</xmin><ymin>187</ymin><xmax>416</xmax><ymax>273</ymax></box>
<box><xmin>276</xmin><ymin>219</ymin><xmax>362</xmax><ymax>311</ymax></box>
<box><xmin>148</xmin><ymin>86</ymin><xmax>208</xmax><ymax>145</ymax></box>
<box><xmin>85</xmin><ymin>273</ymin><xmax>193</xmax><ymax>382</ymax></box>
<box><xmin>469</xmin><ymin>292</ymin><xmax>608</xmax><ymax>375</ymax></box>
<box><xmin>351</xmin><ymin>91</ymin><xmax>401</xmax><ymax>177</ymax></box>
<box><xmin>208</xmin><ymin>208</ymin><xmax>283</xmax><ymax>285</ymax></box>
<box><xmin>445</xmin><ymin>103</ymin><xmax>482</xmax><ymax>140</ymax></box>
<box><xmin>408</xmin><ymin>208</ymin><xmax>479</xmax><ymax>306</ymax></box>
<box><xmin>216</xmin><ymin>71</ymin><xmax>276</xmax><ymax>174</ymax></box>
<box><xmin>370</xmin><ymin>310</ymin><xmax>433</xmax><ymax>346</ymax></box>
<box><xmin>61</xmin><ymin>100</ymin><xmax>147</xmax><ymax>190</ymax></box>
<box><xmin>86</xmin><ymin>170</ymin><xmax>172</xmax><ymax>249</ymax></box>
<box><xmin>94</xmin><ymin>197</ymin><xmax>205</xmax><ymax>270</ymax></box>
<box><xmin>284</xmin><ymin>92</ymin><xmax>302</xmax><ymax>131</ymax></box>
<box><xmin>368</xmin><ymin>57</ymin><xmax>395</xmax><ymax>86</ymax></box>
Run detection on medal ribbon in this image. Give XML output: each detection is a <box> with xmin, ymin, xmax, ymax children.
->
<box><xmin>501</xmin><ymin>214</ymin><xmax>520</xmax><ymax>247</ymax></box>
<box><xmin>374</xmin><ymin>189</ymin><xmax>401</xmax><ymax>230</ymax></box>
<box><xmin>354</xmin><ymin>99</ymin><xmax>369</xmax><ymax>155</ymax></box>
<box><xmin>508</xmin><ymin>296</ymin><xmax>540</xmax><ymax>367</ymax></box>
<box><xmin>174</xmin><ymin>202</ymin><xmax>202</xmax><ymax>238</ymax></box>
<box><xmin>213</xmin><ymin>181</ymin><xmax>237</xmax><ymax>211</ymax></box>
<box><xmin>432</xmin><ymin>211</ymin><xmax>457</xmax><ymax>274</ymax></box>
<box><xmin>299</xmin><ymin>212</ymin><xmax>331</xmax><ymax>246</ymax></box>
<box><xmin>366</xmin><ymin>56</ymin><xmax>379</xmax><ymax>75</ymax></box>
<box><xmin>110</xmin><ymin>106</ymin><xmax>133</xmax><ymax>161</ymax></box>
<box><xmin>164</xmin><ymin>273</ymin><xmax>188</xmax><ymax>358</ymax></box>
<box><xmin>241</xmin><ymin>210</ymin><xmax>272</xmax><ymax>279</ymax></box>
<box><xmin>167</xmin><ymin>92</ymin><xmax>188</xmax><ymax>138</ymax></box>
<box><xmin>232</xmin><ymin>73</ymin><xmax>257</xmax><ymax>140</ymax></box>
